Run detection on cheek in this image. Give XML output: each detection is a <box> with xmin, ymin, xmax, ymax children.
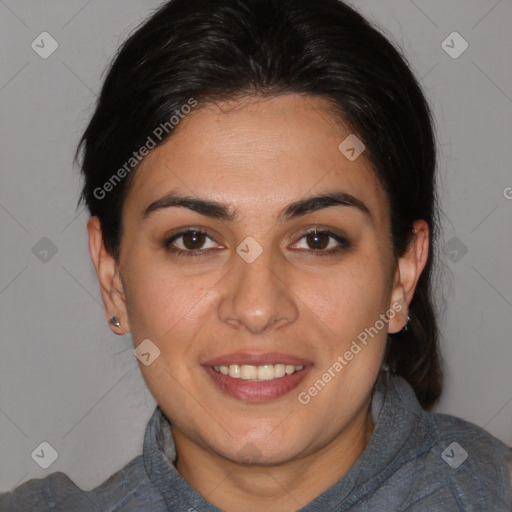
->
<box><xmin>297</xmin><ymin>259</ymin><xmax>391</xmax><ymax>343</ymax></box>
<box><xmin>124</xmin><ymin>260</ymin><xmax>218</xmax><ymax>343</ymax></box>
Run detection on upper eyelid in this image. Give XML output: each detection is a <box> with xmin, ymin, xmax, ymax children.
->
<box><xmin>166</xmin><ymin>229</ymin><xmax>219</xmax><ymax>245</ymax></box>
<box><xmin>167</xmin><ymin>227</ymin><xmax>218</xmax><ymax>240</ymax></box>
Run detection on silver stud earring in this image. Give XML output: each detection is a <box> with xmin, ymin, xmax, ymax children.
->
<box><xmin>109</xmin><ymin>316</ymin><xmax>121</xmax><ymax>328</ymax></box>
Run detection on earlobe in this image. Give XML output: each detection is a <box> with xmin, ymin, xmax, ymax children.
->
<box><xmin>388</xmin><ymin>220</ymin><xmax>429</xmax><ymax>333</ymax></box>
<box><xmin>87</xmin><ymin>217</ymin><xmax>130</xmax><ymax>334</ymax></box>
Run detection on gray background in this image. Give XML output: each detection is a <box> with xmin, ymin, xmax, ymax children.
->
<box><xmin>1</xmin><ymin>0</ymin><xmax>511</xmax><ymax>493</ymax></box>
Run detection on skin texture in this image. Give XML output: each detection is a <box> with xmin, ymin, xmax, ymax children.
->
<box><xmin>88</xmin><ymin>94</ymin><xmax>429</xmax><ymax>512</ymax></box>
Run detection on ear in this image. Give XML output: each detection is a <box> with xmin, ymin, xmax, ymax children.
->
<box><xmin>87</xmin><ymin>216</ymin><xmax>130</xmax><ymax>334</ymax></box>
<box><xmin>388</xmin><ymin>220</ymin><xmax>429</xmax><ymax>334</ymax></box>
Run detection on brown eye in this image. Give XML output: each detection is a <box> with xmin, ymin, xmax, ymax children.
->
<box><xmin>290</xmin><ymin>228</ymin><xmax>352</xmax><ymax>255</ymax></box>
<box><xmin>164</xmin><ymin>228</ymin><xmax>222</xmax><ymax>256</ymax></box>
<box><xmin>181</xmin><ymin>230</ymin><xmax>207</xmax><ymax>250</ymax></box>
<box><xmin>305</xmin><ymin>231</ymin><xmax>330</xmax><ymax>250</ymax></box>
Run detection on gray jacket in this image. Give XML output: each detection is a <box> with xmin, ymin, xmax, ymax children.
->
<box><xmin>1</xmin><ymin>371</ymin><xmax>511</xmax><ymax>511</ymax></box>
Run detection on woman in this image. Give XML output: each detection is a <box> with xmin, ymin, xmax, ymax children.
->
<box><xmin>1</xmin><ymin>0</ymin><xmax>510</xmax><ymax>510</ymax></box>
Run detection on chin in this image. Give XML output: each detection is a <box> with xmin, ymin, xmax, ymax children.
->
<box><xmin>209</xmin><ymin>426</ymin><xmax>310</xmax><ymax>467</ymax></box>
<box><xmin>227</xmin><ymin>442</ymin><xmax>303</xmax><ymax>467</ymax></box>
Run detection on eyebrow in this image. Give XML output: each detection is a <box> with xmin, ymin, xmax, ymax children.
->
<box><xmin>142</xmin><ymin>190</ymin><xmax>371</xmax><ymax>223</ymax></box>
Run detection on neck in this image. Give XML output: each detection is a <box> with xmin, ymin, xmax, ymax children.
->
<box><xmin>173</xmin><ymin>398</ymin><xmax>375</xmax><ymax>512</ymax></box>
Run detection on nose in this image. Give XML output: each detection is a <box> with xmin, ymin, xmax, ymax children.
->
<box><xmin>217</xmin><ymin>245</ymin><xmax>299</xmax><ymax>334</ymax></box>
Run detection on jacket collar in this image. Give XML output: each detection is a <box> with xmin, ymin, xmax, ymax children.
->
<box><xmin>143</xmin><ymin>371</ymin><xmax>437</xmax><ymax>510</ymax></box>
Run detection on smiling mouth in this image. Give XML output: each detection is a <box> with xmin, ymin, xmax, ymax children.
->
<box><xmin>211</xmin><ymin>363</ymin><xmax>304</xmax><ymax>381</ymax></box>
<box><xmin>202</xmin><ymin>352</ymin><xmax>312</xmax><ymax>401</ymax></box>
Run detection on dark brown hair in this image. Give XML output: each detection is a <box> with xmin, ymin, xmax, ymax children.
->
<box><xmin>77</xmin><ymin>0</ymin><xmax>443</xmax><ymax>408</ymax></box>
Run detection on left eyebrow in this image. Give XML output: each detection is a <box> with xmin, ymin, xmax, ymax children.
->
<box><xmin>142</xmin><ymin>190</ymin><xmax>371</xmax><ymax>223</ymax></box>
<box><xmin>279</xmin><ymin>192</ymin><xmax>371</xmax><ymax>223</ymax></box>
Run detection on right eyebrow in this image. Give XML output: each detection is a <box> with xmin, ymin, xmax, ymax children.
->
<box><xmin>143</xmin><ymin>191</ymin><xmax>238</xmax><ymax>222</ymax></box>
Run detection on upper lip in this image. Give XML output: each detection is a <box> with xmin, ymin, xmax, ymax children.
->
<box><xmin>202</xmin><ymin>352</ymin><xmax>312</xmax><ymax>367</ymax></box>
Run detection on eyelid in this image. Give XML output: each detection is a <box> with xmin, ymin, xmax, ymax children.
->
<box><xmin>289</xmin><ymin>226</ymin><xmax>352</xmax><ymax>252</ymax></box>
<box><xmin>164</xmin><ymin>227</ymin><xmax>223</xmax><ymax>255</ymax></box>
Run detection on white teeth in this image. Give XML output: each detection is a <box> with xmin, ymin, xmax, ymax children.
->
<box><xmin>257</xmin><ymin>365</ymin><xmax>274</xmax><ymax>381</ymax></box>
<box><xmin>213</xmin><ymin>363</ymin><xmax>304</xmax><ymax>381</ymax></box>
<box><xmin>274</xmin><ymin>364</ymin><xmax>286</xmax><ymax>378</ymax></box>
<box><xmin>229</xmin><ymin>364</ymin><xmax>241</xmax><ymax>378</ymax></box>
<box><xmin>240</xmin><ymin>365</ymin><xmax>258</xmax><ymax>380</ymax></box>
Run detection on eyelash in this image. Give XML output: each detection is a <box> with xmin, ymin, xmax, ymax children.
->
<box><xmin>163</xmin><ymin>227</ymin><xmax>352</xmax><ymax>258</ymax></box>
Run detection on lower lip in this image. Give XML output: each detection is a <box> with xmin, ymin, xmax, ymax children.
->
<box><xmin>203</xmin><ymin>365</ymin><xmax>311</xmax><ymax>402</ymax></box>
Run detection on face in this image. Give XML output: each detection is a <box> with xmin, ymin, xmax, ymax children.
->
<box><xmin>90</xmin><ymin>94</ymin><xmax>423</xmax><ymax>467</ymax></box>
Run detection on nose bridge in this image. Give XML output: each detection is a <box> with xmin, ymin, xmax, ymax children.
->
<box><xmin>217</xmin><ymin>241</ymin><xmax>298</xmax><ymax>333</ymax></box>
<box><xmin>236</xmin><ymin>247</ymin><xmax>279</xmax><ymax>299</ymax></box>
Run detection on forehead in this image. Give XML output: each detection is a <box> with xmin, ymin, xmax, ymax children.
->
<box><xmin>125</xmin><ymin>94</ymin><xmax>388</xmax><ymax>224</ymax></box>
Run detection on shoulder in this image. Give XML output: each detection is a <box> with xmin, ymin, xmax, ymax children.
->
<box><xmin>0</xmin><ymin>470</ymin><xmax>86</xmax><ymax>512</ymax></box>
<box><xmin>422</xmin><ymin>410</ymin><xmax>511</xmax><ymax>510</ymax></box>
<box><xmin>0</xmin><ymin>456</ymin><xmax>167</xmax><ymax>512</ymax></box>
